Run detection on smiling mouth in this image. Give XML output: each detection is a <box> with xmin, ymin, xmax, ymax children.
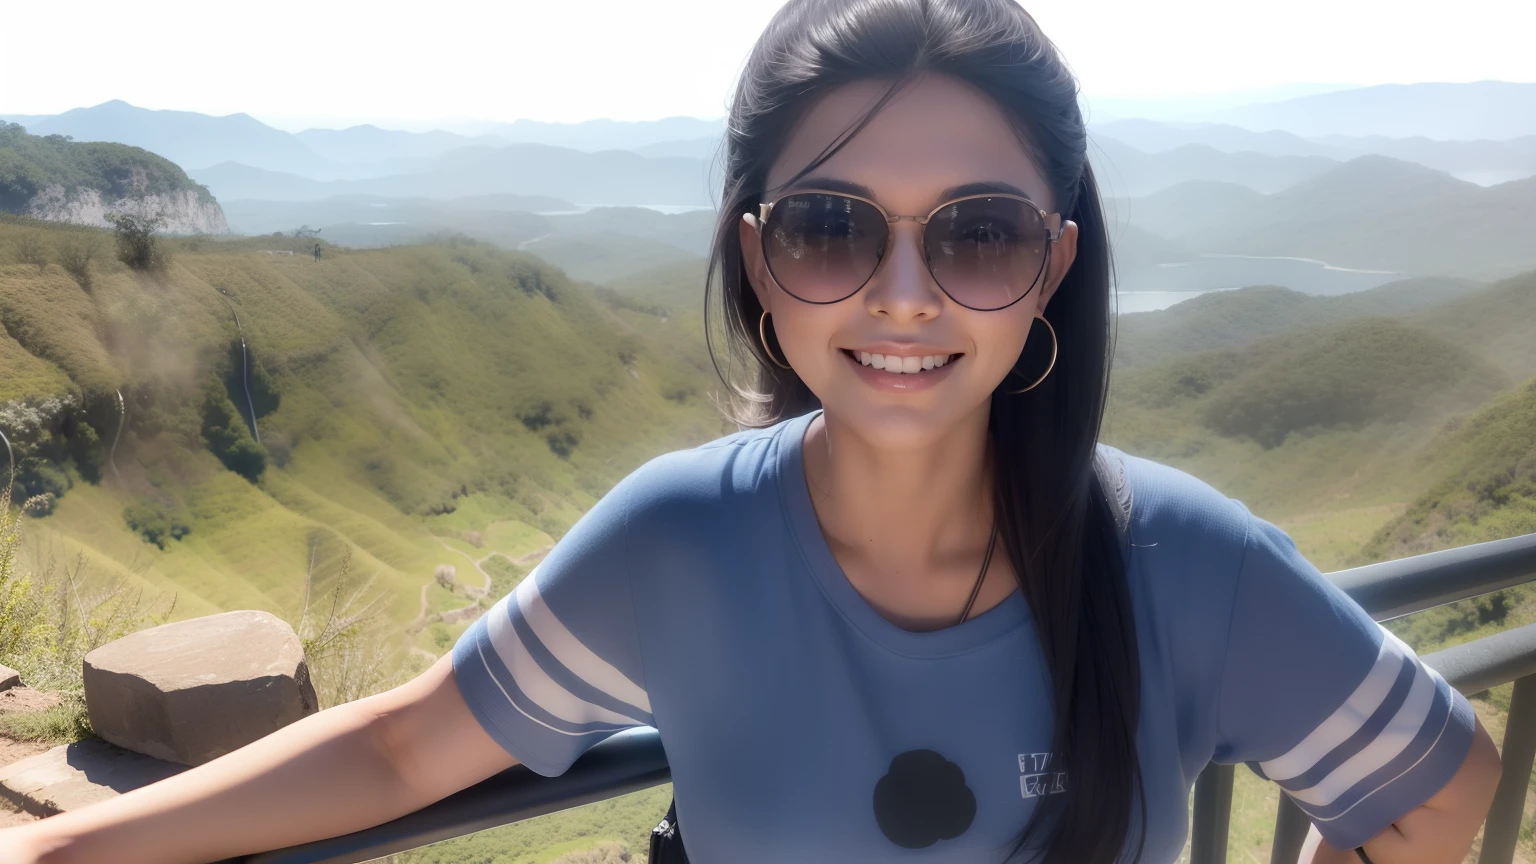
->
<box><xmin>841</xmin><ymin>349</ymin><xmax>962</xmax><ymax>374</ymax></box>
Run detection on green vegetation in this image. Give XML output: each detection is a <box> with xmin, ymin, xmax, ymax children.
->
<box><xmin>0</xmin><ymin>123</ymin><xmax>215</xmax><ymax>213</ymax></box>
<box><xmin>0</xmin><ymin>217</ymin><xmax>727</xmax><ymax>632</ymax></box>
<box><xmin>106</xmin><ymin>212</ymin><xmax>172</xmax><ymax>271</ymax></box>
<box><xmin>1112</xmin><ymin>277</ymin><xmax>1481</xmax><ymax>369</ymax></box>
<box><xmin>0</xmin><ymin>481</ymin><xmax>174</xmax><ymax>741</ymax></box>
<box><xmin>401</xmin><ymin>785</ymin><xmax>671</xmax><ymax>864</ymax></box>
<box><xmin>122</xmin><ymin>501</ymin><xmax>191</xmax><ymax>548</ymax></box>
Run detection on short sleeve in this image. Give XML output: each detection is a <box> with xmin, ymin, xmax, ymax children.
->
<box><xmin>451</xmin><ymin>479</ymin><xmax>652</xmax><ymax>777</ymax></box>
<box><xmin>1212</xmin><ymin>511</ymin><xmax>1476</xmax><ymax>850</ymax></box>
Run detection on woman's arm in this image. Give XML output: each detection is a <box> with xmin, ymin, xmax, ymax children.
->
<box><xmin>1300</xmin><ymin>713</ymin><xmax>1503</xmax><ymax>864</ymax></box>
<box><xmin>1</xmin><ymin>653</ymin><xmax>519</xmax><ymax>864</ymax></box>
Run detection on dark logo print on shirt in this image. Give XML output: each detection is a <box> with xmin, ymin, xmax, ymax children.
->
<box><xmin>872</xmin><ymin>749</ymin><xmax>977</xmax><ymax>849</ymax></box>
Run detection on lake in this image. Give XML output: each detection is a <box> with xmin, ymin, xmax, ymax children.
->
<box><xmin>1115</xmin><ymin>253</ymin><xmax>1404</xmax><ymax>314</ymax></box>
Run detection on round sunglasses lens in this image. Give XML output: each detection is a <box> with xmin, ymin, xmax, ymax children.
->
<box><xmin>763</xmin><ymin>193</ymin><xmax>885</xmax><ymax>303</ymax></box>
<box><xmin>925</xmin><ymin>197</ymin><xmax>1048</xmax><ymax>310</ymax></box>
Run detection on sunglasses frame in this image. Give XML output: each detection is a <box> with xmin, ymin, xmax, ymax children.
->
<box><xmin>754</xmin><ymin>190</ymin><xmax>1066</xmax><ymax>311</ymax></box>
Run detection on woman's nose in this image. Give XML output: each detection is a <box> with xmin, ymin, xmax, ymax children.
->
<box><xmin>862</xmin><ymin>222</ymin><xmax>944</xmax><ymax>322</ymax></box>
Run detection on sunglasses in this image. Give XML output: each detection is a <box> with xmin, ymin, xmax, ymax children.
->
<box><xmin>752</xmin><ymin>190</ymin><xmax>1064</xmax><ymax>311</ymax></box>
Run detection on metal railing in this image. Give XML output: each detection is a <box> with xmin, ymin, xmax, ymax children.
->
<box><xmin>241</xmin><ymin>531</ymin><xmax>1536</xmax><ymax>864</ymax></box>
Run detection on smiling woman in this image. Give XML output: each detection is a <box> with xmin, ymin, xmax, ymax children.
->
<box><xmin>0</xmin><ymin>2</ymin><xmax>1503</xmax><ymax>864</ymax></box>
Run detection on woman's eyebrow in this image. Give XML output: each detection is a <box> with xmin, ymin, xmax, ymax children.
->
<box><xmin>936</xmin><ymin>180</ymin><xmax>1035</xmax><ymax>203</ymax></box>
<box><xmin>785</xmin><ymin>176</ymin><xmax>1037</xmax><ymax>208</ymax></box>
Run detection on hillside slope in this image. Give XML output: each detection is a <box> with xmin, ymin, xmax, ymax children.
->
<box><xmin>0</xmin><ymin>219</ymin><xmax>726</xmax><ymax>629</ymax></box>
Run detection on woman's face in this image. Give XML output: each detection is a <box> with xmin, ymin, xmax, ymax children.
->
<box><xmin>740</xmin><ymin>73</ymin><xmax>1079</xmax><ymax>450</ymax></box>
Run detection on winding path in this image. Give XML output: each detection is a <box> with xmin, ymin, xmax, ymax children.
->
<box><xmin>406</xmin><ymin>536</ymin><xmax>553</xmax><ymax>657</ymax></box>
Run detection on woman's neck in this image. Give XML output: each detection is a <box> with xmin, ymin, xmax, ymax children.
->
<box><xmin>801</xmin><ymin>405</ymin><xmax>996</xmax><ymax>591</ymax></box>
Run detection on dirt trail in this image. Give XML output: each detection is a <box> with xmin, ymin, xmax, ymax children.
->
<box><xmin>407</xmin><ymin>539</ymin><xmax>554</xmax><ymax>652</ymax></box>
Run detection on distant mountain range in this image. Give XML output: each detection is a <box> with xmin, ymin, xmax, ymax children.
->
<box><xmin>0</xmin><ymin>101</ymin><xmax>727</xmax><ymax>179</ymax></box>
<box><xmin>1205</xmin><ymin>81</ymin><xmax>1536</xmax><ymax>140</ymax></box>
<box><xmin>189</xmin><ymin>144</ymin><xmax>720</xmax><ymax>206</ymax></box>
<box><xmin>1093</xmin><ymin>119</ymin><xmax>1536</xmax><ymax>186</ymax></box>
<box><xmin>1110</xmin><ymin>155</ymin><xmax>1536</xmax><ymax>279</ymax></box>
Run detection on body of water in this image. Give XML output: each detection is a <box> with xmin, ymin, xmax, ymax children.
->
<box><xmin>1115</xmin><ymin>253</ymin><xmax>1406</xmax><ymax>314</ymax></box>
<box><xmin>538</xmin><ymin>204</ymin><xmax>715</xmax><ymax>216</ymax></box>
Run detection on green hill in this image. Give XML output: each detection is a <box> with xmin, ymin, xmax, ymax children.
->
<box><xmin>1412</xmin><ymin>268</ymin><xmax>1536</xmax><ymax>380</ymax></box>
<box><xmin>1113</xmin><ymin>276</ymin><xmax>1481</xmax><ymax>368</ymax></box>
<box><xmin>1365</xmin><ymin>378</ymin><xmax>1536</xmax><ymax>561</ymax></box>
<box><xmin>0</xmin><ymin>123</ymin><xmax>215</xmax><ymax>214</ymax></box>
<box><xmin>0</xmin><ymin>217</ymin><xmax>727</xmax><ymax>631</ymax></box>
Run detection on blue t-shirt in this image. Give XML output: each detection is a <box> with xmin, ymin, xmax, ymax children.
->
<box><xmin>451</xmin><ymin>410</ymin><xmax>1474</xmax><ymax>862</ymax></box>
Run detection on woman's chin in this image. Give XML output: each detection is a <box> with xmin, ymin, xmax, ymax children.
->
<box><xmin>820</xmin><ymin>394</ymin><xmax>991</xmax><ymax>453</ymax></box>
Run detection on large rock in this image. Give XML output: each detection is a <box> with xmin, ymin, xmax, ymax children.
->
<box><xmin>82</xmin><ymin>610</ymin><xmax>319</xmax><ymax>766</ymax></box>
<box><xmin>0</xmin><ymin>664</ymin><xmax>19</xmax><ymax>692</ymax></box>
<box><xmin>0</xmin><ymin>738</ymin><xmax>186</xmax><ymax>817</ymax></box>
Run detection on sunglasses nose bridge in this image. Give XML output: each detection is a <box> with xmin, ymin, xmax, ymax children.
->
<box><xmin>864</xmin><ymin>219</ymin><xmax>944</xmax><ymax>314</ymax></box>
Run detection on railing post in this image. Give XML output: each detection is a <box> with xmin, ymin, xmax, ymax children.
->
<box><xmin>1191</xmin><ymin>763</ymin><xmax>1235</xmax><ymax>864</ymax></box>
<box><xmin>1269</xmin><ymin>795</ymin><xmax>1311</xmax><ymax>864</ymax></box>
<box><xmin>1479</xmin><ymin>674</ymin><xmax>1536</xmax><ymax>864</ymax></box>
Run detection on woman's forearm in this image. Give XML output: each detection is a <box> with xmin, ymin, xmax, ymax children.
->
<box><xmin>13</xmin><ymin>697</ymin><xmax>424</xmax><ymax>864</ymax></box>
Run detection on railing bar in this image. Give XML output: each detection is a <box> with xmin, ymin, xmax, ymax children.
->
<box><xmin>1191</xmin><ymin>763</ymin><xmax>1235</xmax><ymax>864</ymax></box>
<box><xmin>1269</xmin><ymin>795</ymin><xmax>1311</xmax><ymax>864</ymax></box>
<box><xmin>238</xmin><ymin>730</ymin><xmax>670</xmax><ymax>864</ymax></box>
<box><xmin>1422</xmin><ymin>622</ymin><xmax>1536</xmax><ymax>697</ymax></box>
<box><xmin>1477</xmin><ymin>675</ymin><xmax>1536</xmax><ymax>864</ymax></box>
<box><xmin>1330</xmin><ymin>532</ymin><xmax>1536</xmax><ymax>622</ymax></box>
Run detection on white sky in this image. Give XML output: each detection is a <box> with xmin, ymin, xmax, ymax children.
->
<box><xmin>2</xmin><ymin>0</ymin><xmax>1533</xmax><ymax>130</ymax></box>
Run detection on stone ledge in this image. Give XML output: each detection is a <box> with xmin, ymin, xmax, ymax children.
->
<box><xmin>0</xmin><ymin>737</ymin><xmax>186</xmax><ymax>818</ymax></box>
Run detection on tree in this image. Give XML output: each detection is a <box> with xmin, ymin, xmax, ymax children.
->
<box><xmin>105</xmin><ymin>212</ymin><xmax>171</xmax><ymax>271</ymax></box>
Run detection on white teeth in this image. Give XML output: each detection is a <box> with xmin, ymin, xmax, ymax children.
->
<box><xmin>854</xmin><ymin>352</ymin><xmax>956</xmax><ymax>373</ymax></box>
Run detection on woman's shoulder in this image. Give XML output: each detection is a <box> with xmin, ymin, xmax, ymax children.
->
<box><xmin>1096</xmin><ymin>443</ymin><xmax>1254</xmax><ymax>586</ymax></box>
<box><xmin>612</xmin><ymin>415</ymin><xmax>800</xmax><ymax>516</ymax></box>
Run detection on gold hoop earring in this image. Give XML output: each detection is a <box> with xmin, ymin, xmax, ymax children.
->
<box><xmin>1004</xmin><ymin>316</ymin><xmax>1058</xmax><ymax>394</ymax></box>
<box><xmin>759</xmin><ymin>310</ymin><xmax>792</xmax><ymax>370</ymax></box>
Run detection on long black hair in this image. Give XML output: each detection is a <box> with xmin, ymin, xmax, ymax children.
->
<box><xmin>703</xmin><ymin>1</ymin><xmax>1143</xmax><ymax>861</ymax></box>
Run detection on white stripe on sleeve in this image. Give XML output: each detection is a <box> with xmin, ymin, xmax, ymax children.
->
<box><xmin>515</xmin><ymin>569</ymin><xmax>654</xmax><ymax>715</ymax></box>
<box><xmin>1285</xmin><ymin>664</ymin><xmax>1444</xmax><ymax>808</ymax></box>
<box><xmin>1258</xmin><ymin>628</ymin><xmax>1410</xmax><ymax>782</ymax></box>
<box><xmin>485</xmin><ymin>595</ymin><xmax>650</xmax><ymax>727</ymax></box>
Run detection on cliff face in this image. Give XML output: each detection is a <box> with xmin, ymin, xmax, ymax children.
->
<box><xmin>26</xmin><ymin>183</ymin><xmax>228</xmax><ymax>235</ymax></box>
<box><xmin>1</xmin><ymin>122</ymin><xmax>229</xmax><ymax>235</ymax></box>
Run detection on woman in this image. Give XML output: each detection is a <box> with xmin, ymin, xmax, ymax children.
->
<box><xmin>2</xmin><ymin>1</ymin><xmax>1502</xmax><ymax>862</ymax></box>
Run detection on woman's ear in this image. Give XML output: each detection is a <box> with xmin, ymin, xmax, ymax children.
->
<box><xmin>739</xmin><ymin>213</ymin><xmax>774</xmax><ymax>312</ymax></box>
<box><xmin>1036</xmin><ymin>219</ymin><xmax>1078</xmax><ymax>310</ymax></box>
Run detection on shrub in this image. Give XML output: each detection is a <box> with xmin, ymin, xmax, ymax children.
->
<box><xmin>55</xmin><ymin>233</ymin><xmax>102</xmax><ymax>291</ymax></box>
<box><xmin>122</xmin><ymin>502</ymin><xmax>191</xmax><ymax>549</ymax></box>
<box><xmin>295</xmin><ymin>548</ymin><xmax>416</xmax><ymax>708</ymax></box>
<box><xmin>13</xmin><ymin>230</ymin><xmax>48</xmax><ymax>269</ymax></box>
<box><xmin>200</xmin><ymin>391</ymin><xmax>265</xmax><ymax>482</ymax></box>
<box><xmin>1</xmin><ymin>480</ymin><xmax>174</xmax><ymax>737</ymax></box>
<box><xmin>106</xmin><ymin>212</ymin><xmax>171</xmax><ymax>271</ymax></box>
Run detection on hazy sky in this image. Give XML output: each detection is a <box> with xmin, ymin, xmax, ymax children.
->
<box><xmin>3</xmin><ymin>0</ymin><xmax>1533</xmax><ymax>130</ymax></box>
